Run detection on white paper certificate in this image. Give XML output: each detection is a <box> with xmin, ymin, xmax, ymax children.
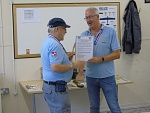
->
<box><xmin>75</xmin><ymin>36</ymin><xmax>94</xmax><ymax>61</ymax></box>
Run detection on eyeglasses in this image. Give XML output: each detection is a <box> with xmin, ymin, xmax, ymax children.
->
<box><xmin>84</xmin><ymin>15</ymin><xmax>97</xmax><ymax>20</ymax></box>
<box><xmin>58</xmin><ymin>26</ymin><xmax>66</xmax><ymax>31</ymax></box>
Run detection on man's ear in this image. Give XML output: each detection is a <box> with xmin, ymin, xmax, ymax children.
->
<box><xmin>97</xmin><ymin>15</ymin><xmax>99</xmax><ymax>20</ymax></box>
<box><xmin>54</xmin><ymin>27</ymin><xmax>58</xmax><ymax>32</ymax></box>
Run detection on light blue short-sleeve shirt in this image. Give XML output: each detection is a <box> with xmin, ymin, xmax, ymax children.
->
<box><xmin>81</xmin><ymin>25</ymin><xmax>120</xmax><ymax>78</ymax></box>
<box><xmin>41</xmin><ymin>35</ymin><xmax>73</xmax><ymax>82</ymax></box>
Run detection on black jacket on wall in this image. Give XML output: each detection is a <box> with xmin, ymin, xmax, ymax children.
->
<box><xmin>122</xmin><ymin>0</ymin><xmax>141</xmax><ymax>54</ymax></box>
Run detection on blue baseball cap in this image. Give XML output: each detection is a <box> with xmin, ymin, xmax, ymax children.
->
<box><xmin>47</xmin><ymin>18</ymin><xmax>71</xmax><ymax>28</ymax></box>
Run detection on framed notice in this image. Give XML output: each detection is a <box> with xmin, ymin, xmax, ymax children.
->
<box><xmin>13</xmin><ymin>2</ymin><xmax>120</xmax><ymax>58</ymax></box>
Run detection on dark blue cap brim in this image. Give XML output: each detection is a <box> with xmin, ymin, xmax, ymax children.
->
<box><xmin>64</xmin><ymin>24</ymin><xmax>71</xmax><ymax>28</ymax></box>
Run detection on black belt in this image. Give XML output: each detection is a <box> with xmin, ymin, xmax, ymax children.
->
<box><xmin>44</xmin><ymin>81</ymin><xmax>56</xmax><ymax>85</ymax></box>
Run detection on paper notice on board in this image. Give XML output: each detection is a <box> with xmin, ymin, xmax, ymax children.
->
<box><xmin>21</xmin><ymin>8</ymin><xmax>40</xmax><ymax>23</ymax></box>
<box><xmin>75</xmin><ymin>36</ymin><xmax>94</xmax><ymax>61</ymax></box>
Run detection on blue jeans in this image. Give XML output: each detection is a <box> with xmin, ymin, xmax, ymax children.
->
<box><xmin>42</xmin><ymin>83</ymin><xmax>71</xmax><ymax>113</ymax></box>
<box><xmin>86</xmin><ymin>76</ymin><xmax>122</xmax><ymax>113</ymax></box>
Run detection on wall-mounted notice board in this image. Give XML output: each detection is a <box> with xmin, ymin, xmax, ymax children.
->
<box><xmin>13</xmin><ymin>2</ymin><xmax>120</xmax><ymax>59</ymax></box>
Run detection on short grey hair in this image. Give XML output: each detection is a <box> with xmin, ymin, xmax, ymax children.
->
<box><xmin>48</xmin><ymin>27</ymin><xmax>55</xmax><ymax>34</ymax></box>
<box><xmin>86</xmin><ymin>7</ymin><xmax>99</xmax><ymax>15</ymax></box>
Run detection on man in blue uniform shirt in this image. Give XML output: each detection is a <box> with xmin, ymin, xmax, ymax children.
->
<box><xmin>77</xmin><ymin>7</ymin><xmax>122</xmax><ymax>113</ymax></box>
<box><xmin>41</xmin><ymin>17</ymin><xmax>81</xmax><ymax>113</ymax></box>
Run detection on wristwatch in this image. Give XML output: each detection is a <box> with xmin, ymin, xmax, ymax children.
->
<box><xmin>102</xmin><ymin>57</ymin><xmax>104</xmax><ymax>62</ymax></box>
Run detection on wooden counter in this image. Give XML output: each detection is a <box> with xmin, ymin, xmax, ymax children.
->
<box><xmin>19</xmin><ymin>75</ymin><xmax>133</xmax><ymax>94</ymax></box>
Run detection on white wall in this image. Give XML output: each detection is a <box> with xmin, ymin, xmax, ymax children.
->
<box><xmin>0</xmin><ymin>0</ymin><xmax>150</xmax><ymax>113</ymax></box>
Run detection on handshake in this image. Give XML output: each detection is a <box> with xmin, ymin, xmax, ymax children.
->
<box><xmin>67</xmin><ymin>52</ymin><xmax>85</xmax><ymax>69</ymax></box>
<box><xmin>68</xmin><ymin>52</ymin><xmax>85</xmax><ymax>81</ymax></box>
<box><xmin>72</xmin><ymin>60</ymin><xmax>85</xmax><ymax>69</ymax></box>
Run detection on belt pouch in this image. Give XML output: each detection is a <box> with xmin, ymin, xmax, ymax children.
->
<box><xmin>55</xmin><ymin>81</ymin><xmax>66</xmax><ymax>92</ymax></box>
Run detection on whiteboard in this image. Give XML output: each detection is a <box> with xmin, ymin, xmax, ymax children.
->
<box><xmin>13</xmin><ymin>3</ymin><xmax>120</xmax><ymax>58</ymax></box>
